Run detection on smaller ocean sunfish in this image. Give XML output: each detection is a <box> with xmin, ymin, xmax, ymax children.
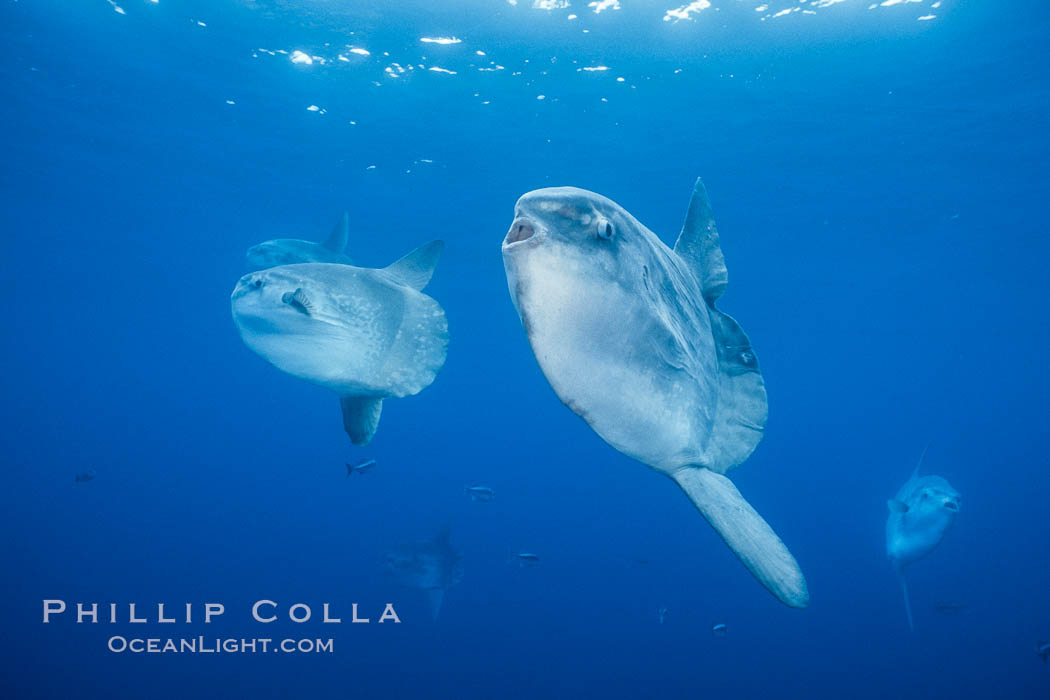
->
<box><xmin>246</xmin><ymin>212</ymin><xmax>354</xmax><ymax>270</ymax></box>
<box><xmin>231</xmin><ymin>240</ymin><xmax>448</xmax><ymax>446</ymax></box>
<box><xmin>886</xmin><ymin>446</ymin><xmax>961</xmax><ymax>631</ymax></box>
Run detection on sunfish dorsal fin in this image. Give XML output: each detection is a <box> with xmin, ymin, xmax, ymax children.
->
<box><xmin>383</xmin><ymin>240</ymin><xmax>444</xmax><ymax>290</ymax></box>
<box><xmin>912</xmin><ymin>443</ymin><xmax>931</xmax><ymax>479</ymax></box>
<box><xmin>322</xmin><ymin>212</ymin><xmax>350</xmax><ymax>253</ymax></box>
<box><xmin>339</xmin><ymin>396</ymin><xmax>383</xmax><ymax>446</ymax></box>
<box><xmin>673</xmin><ymin>178</ymin><xmax>728</xmax><ymax>304</ymax></box>
<box><xmin>705</xmin><ymin>309</ymin><xmax>768</xmax><ymax>473</ymax></box>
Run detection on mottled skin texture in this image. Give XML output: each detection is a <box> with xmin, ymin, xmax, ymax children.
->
<box><xmin>231</xmin><ymin>246</ymin><xmax>447</xmax><ymax>446</ymax></box>
<box><xmin>502</xmin><ymin>183</ymin><xmax>807</xmax><ymax>608</ymax></box>
<box><xmin>231</xmin><ymin>263</ymin><xmax>446</xmax><ymax>397</ymax></box>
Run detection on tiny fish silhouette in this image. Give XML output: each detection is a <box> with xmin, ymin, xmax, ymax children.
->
<box><xmin>75</xmin><ymin>470</ymin><xmax>96</xmax><ymax>483</ymax></box>
<box><xmin>511</xmin><ymin>552</ymin><xmax>540</xmax><ymax>566</ymax></box>
<box><xmin>465</xmin><ymin>486</ymin><xmax>494</xmax><ymax>502</ymax></box>
<box><xmin>346</xmin><ymin>459</ymin><xmax>377</xmax><ymax>477</ymax></box>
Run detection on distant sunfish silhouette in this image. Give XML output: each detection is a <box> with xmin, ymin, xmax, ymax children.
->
<box><xmin>501</xmin><ymin>179</ymin><xmax>807</xmax><ymax>608</ymax></box>
<box><xmin>886</xmin><ymin>446</ymin><xmax>961</xmax><ymax>631</ymax></box>
<box><xmin>231</xmin><ymin>241</ymin><xmax>448</xmax><ymax>446</ymax></box>
<box><xmin>384</xmin><ymin>523</ymin><xmax>462</xmax><ymax>621</ymax></box>
<box><xmin>246</xmin><ymin>212</ymin><xmax>354</xmax><ymax>270</ymax></box>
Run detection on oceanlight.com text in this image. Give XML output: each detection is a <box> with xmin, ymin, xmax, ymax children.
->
<box><xmin>107</xmin><ymin>636</ymin><xmax>334</xmax><ymax>654</ymax></box>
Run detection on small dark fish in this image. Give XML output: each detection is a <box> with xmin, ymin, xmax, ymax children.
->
<box><xmin>75</xmin><ymin>469</ymin><xmax>96</xmax><ymax>483</ymax></box>
<box><xmin>281</xmin><ymin>287</ymin><xmax>313</xmax><ymax>315</ymax></box>
<box><xmin>658</xmin><ymin>606</ymin><xmax>668</xmax><ymax>624</ymax></box>
<box><xmin>1038</xmin><ymin>641</ymin><xmax>1050</xmax><ymax>663</ymax></box>
<box><xmin>934</xmin><ymin>602</ymin><xmax>968</xmax><ymax>615</ymax></box>
<box><xmin>346</xmin><ymin>459</ymin><xmax>377</xmax><ymax>477</ymax></box>
<box><xmin>511</xmin><ymin>552</ymin><xmax>540</xmax><ymax>566</ymax></box>
<box><xmin>465</xmin><ymin>485</ymin><xmax>494</xmax><ymax>502</ymax></box>
<box><xmin>712</xmin><ymin>623</ymin><xmax>727</xmax><ymax>638</ymax></box>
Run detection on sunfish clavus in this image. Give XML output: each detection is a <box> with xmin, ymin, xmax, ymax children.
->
<box><xmin>501</xmin><ymin>179</ymin><xmax>808</xmax><ymax>608</ymax></box>
<box><xmin>231</xmin><ymin>241</ymin><xmax>448</xmax><ymax>446</ymax></box>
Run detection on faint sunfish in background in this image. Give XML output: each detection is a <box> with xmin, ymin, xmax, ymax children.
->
<box><xmin>1037</xmin><ymin>641</ymin><xmax>1050</xmax><ymax>663</ymax></box>
<box><xmin>231</xmin><ymin>241</ymin><xmax>448</xmax><ymax>446</ymax></box>
<box><xmin>465</xmin><ymin>485</ymin><xmax>494</xmax><ymax>502</ymax></box>
<box><xmin>658</xmin><ymin>606</ymin><xmax>668</xmax><ymax>624</ymax></box>
<box><xmin>502</xmin><ymin>178</ymin><xmax>807</xmax><ymax>608</ymax></box>
<box><xmin>75</xmin><ymin>469</ymin><xmax>96</xmax><ymax>483</ymax></box>
<box><xmin>346</xmin><ymin>459</ymin><xmax>376</xmax><ymax>477</ymax></box>
<box><xmin>384</xmin><ymin>523</ymin><xmax>462</xmax><ymax>621</ymax></box>
<box><xmin>246</xmin><ymin>212</ymin><xmax>353</xmax><ymax>270</ymax></box>
<box><xmin>886</xmin><ymin>446</ymin><xmax>961</xmax><ymax>631</ymax></box>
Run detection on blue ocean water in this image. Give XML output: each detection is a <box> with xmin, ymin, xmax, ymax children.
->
<box><xmin>2</xmin><ymin>0</ymin><xmax>1048</xmax><ymax>697</ymax></box>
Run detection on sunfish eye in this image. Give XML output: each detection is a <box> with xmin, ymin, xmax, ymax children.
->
<box><xmin>252</xmin><ymin>278</ymin><xmax>263</xmax><ymax>289</ymax></box>
<box><xmin>597</xmin><ymin>218</ymin><xmax>613</xmax><ymax>240</ymax></box>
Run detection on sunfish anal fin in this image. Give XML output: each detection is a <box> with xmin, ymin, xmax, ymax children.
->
<box><xmin>673</xmin><ymin>467</ymin><xmax>809</xmax><ymax>608</ymax></box>
<box><xmin>322</xmin><ymin>212</ymin><xmax>350</xmax><ymax>253</ymax></box>
<box><xmin>425</xmin><ymin>588</ymin><xmax>445</xmax><ymax>622</ymax></box>
<box><xmin>895</xmin><ymin>565</ymin><xmax>915</xmax><ymax>632</ymax></box>
<box><xmin>339</xmin><ymin>396</ymin><xmax>383</xmax><ymax>446</ymax></box>
<box><xmin>383</xmin><ymin>240</ymin><xmax>444</xmax><ymax>291</ymax></box>
<box><xmin>673</xmin><ymin>177</ymin><xmax>728</xmax><ymax>304</ymax></box>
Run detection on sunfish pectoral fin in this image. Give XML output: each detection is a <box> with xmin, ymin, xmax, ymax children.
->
<box><xmin>887</xmin><ymin>499</ymin><xmax>909</xmax><ymax>514</ymax></box>
<box><xmin>383</xmin><ymin>240</ymin><xmax>444</xmax><ymax>291</ymax></box>
<box><xmin>425</xmin><ymin>588</ymin><xmax>445</xmax><ymax>621</ymax></box>
<box><xmin>339</xmin><ymin>396</ymin><xmax>383</xmax><ymax>446</ymax></box>
<box><xmin>673</xmin><ymin>177</ymin><xmax>728</xmax><ymax>304</ymax></box>
<box><xmin>281</xmin><ymin>288</ymin><xmax>313</xmax><ymax>315</ymax></box>
<box><xmin>673</xmin><ymin>467</ymin><xmax>809</xmax><ymax>608</ymax></box>
<box><xmin>322</xmin><ymin>211</ymin><xmax>350</xmax><ymax>253</ymax></box>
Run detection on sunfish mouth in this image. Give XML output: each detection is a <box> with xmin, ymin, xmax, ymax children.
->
<box><xmin>504</xmin><ymin>217</ymin><xmax>540</xmax><ymax>246</ymax></box>
<box><xmin>943</xmin><ymin>500</ymin><xmax>960</xmax><ymax>512</ymax></box>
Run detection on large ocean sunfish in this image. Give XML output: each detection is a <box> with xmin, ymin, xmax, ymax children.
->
<box><xmin>231</xmin><ymin>241</ymin><xmax>448</xmax><ymax>446</ymax></box>
<box><xmin>246</xmin><ymin>212</ymin><xmax>354</xmax><ymax>270</ymax></box>
<box><xmin>886</xmin><ymin>447</ymin><xmax>961</xmax><ymax>630</ymax></box>
<box><xmin>501</xmin><ymin>179</ymin><xmax>808</xmax><ymax>608</ymax></box>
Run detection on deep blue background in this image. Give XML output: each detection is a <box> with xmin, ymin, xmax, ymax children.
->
<box><xmin>2</xmin><ymin>0</ymin><xmax>1048</xmax><ymax>697</ymax></box>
